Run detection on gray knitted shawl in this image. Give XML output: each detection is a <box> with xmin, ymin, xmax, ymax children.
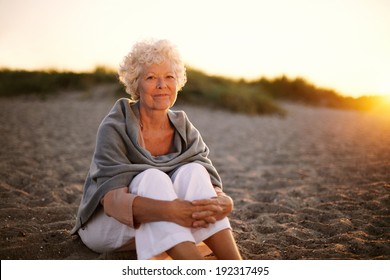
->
<box><xmin>71</xmin><ymin>98</ymin><xmax>222</xmax><ymax>233</ymax></box>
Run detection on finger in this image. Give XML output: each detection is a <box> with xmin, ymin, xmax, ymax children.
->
<box><xmin>192</xmin><ymin>207</ymin><xmax>222</xmax><ymax>219</ymax></box>
<box><xmin>192</xmin><ymin>220</ymin><xmax>209</xmax><ymax>228</ymax></box>
<box><xmin>192</xmin><ymin>210</ymin><xmax>212</xmax><ymax>219</ymax></box>
<box><xmin>204</xmin><ymin>216</ymin><xmax>216</xmax><ymax>224</ymax></box>
<box><xmin>191</xmin><ymin>199</ymin><xmax>217</xmax><ymax>206</ymax></box>
<box><xmin>195</xmin><ymin>204</ymin><xmax>223</xmax><ymax>213</ymax></box>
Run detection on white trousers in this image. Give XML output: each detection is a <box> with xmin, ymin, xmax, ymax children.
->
<box><xmin>78</xmin><ymin>163</ymin><xmax>231</xmax><ymax>260</ymax></box>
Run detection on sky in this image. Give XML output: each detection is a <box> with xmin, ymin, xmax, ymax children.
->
<box><xmin>0</xmin><ymin>0</ymin><xmax>389</xmax><ymax>97</ymax></box>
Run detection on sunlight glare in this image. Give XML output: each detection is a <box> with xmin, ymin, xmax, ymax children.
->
<box><xmin>371</xmin><ymin>95</ymin><xmax>390</xmax><ymax>118</ymax></box>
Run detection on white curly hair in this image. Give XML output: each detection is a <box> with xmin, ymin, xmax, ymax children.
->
<box><xmin>118</xmin><ymin>39</ymin><xmax>187</xmax><ymax>100</ymax></box>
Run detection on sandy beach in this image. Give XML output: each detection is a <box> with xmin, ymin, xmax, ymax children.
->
<box><xmin>1</xmin><ymin>86</ymin><xmax>389</xmax><ymax>260</ymax></box>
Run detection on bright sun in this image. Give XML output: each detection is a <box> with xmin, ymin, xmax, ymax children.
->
<box><xmin>372</xmin><ymin>95</ymin><xmax>390</xmax><ymax>116</ymax></box>
<box><xmin>382</xmin><ymin>95</ymin><xmax>390</xmax><ymax>106</ymax></box>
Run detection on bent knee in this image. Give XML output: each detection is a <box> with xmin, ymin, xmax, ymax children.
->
<box><xmin>178</xmin><ymin>162</ymin><xmax>208</xmax><ymax>176</ymax></box>
<box><xmin>131</xmin><ymin>168</ymin><xmax>177</xmax><ymax>199</ymax></box>
<box><xmin>141</xmin><ymin>168</ymin><xmax>170</xmax><ymax>179</ymax></box>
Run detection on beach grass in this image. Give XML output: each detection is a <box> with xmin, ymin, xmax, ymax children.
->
<box><xmin>0</xmin><ymin>67</ymin><xmax>386</xmax><ymax>115</ymax></box>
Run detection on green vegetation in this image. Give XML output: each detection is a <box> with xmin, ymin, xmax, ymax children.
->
<box><xmin>180</xmin><ymin>68</ymin><xmax>285</xmax><ymax>116</ymax></box>
<box><xmin>0</xmin><ymin>67</ymin><xmax>384</xmax><ymax>115</ymax></box>
<box><xmin>251</xmin><ymin>76</ymin><xmax>383</xmax><ymax>111</ymax></box>
<box><xmin>0</xmin><ymin>67</ymin><xmax>117</xmax><ymax>98</ymax></box>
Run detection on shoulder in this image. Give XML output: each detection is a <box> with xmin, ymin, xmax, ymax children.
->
<box><xmin>102</xmin><ymin>98</ymin><xmax>136</xmax><ymax>120</ymax></box>
<box><xmin>168</xmin><ymin>108</ymin><xmax>188</xmax><ymax>121</ymax></box>
<box><xmin>168</xmin><ymin>109</ymin><xmax>192</xmax><ymax>130</ymax></box>
<box><xmin>98</xmin><ymin>98</ymin><xmax>137</xmax><ymax>132</ymax></box>
<box><xmin>168</xmin><ymin>108</ymin><xmax>202</xmax><ymax>142</ymax></box>
<box><xmin>112</xmin><ymin>98</ymin><xmax>134</xmax><ymax>114</ymax></box>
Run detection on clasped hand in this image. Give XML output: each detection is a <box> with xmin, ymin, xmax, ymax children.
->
<box><xmin>172</xmin><ymin>195</ymin><xmax>234</xmax><ymax>228</ymax></box>
<box><xmin>102</xmin><ymin>187</ymin><xmax>234</xmax><ymax>229</ymax></box>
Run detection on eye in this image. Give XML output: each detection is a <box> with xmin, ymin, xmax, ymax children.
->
<box><xmin>146</xmin><ymin>75</ymin><xmax>155</xmax><ymax>80</ymax></box>
<box><xmin>167</xmin><ymin>75</ymin><xmax>176</xmax><ymax>79</ymax></box>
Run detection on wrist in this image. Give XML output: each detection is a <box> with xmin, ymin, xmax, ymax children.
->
<box><xmin>164</xmin><ymin>199</ymin><xmax>177</xmax><ymax>222</ymax></box>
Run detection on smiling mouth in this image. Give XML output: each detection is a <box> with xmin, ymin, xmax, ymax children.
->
<box><xmin>153</xmin><ymin>94</ymin><xmax>170</xmax><ymax>98</ymax></box>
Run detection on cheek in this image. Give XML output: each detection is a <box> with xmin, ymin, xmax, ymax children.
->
<box><xmin>168</xmin><ymin>81</ymin><xmax>178</xmax><ymax>91</ymax></box>
<box><xmin>138</xmin><ymin>82</ymin><xmax>152</xmax><ymax>95</ymax></box>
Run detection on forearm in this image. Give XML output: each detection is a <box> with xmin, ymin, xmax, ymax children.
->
<box><xmin>132</xmin><ymin>196</ymin><xmax>174</xmax><ymax>226</ymax></box>
<box><xmin>101</xmin><ymin>187</ymin><xmax>137</xmax><ymax>227</ymax></box>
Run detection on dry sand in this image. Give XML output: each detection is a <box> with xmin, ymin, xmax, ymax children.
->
<box><xmin>1</xmin><ymin>86</ymin><xmax>389</xmax><ymax>260</ymax></box>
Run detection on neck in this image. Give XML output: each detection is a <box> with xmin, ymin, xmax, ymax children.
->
<box><xmin>139</xmin><ymin>107</ymin><xmax>170</xmax><ymax>131</ymax></box>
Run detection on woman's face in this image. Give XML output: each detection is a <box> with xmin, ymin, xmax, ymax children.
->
<box><xmin>138</xmin><ymin>61</ymin><xmax>178</xmax><ymax>113</ymax></box>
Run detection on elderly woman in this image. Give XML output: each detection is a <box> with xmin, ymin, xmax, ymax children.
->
<box><xmin>71</xmin><ymin>39</ymin><xmax>241</xmax><ymax>260</ymax></box>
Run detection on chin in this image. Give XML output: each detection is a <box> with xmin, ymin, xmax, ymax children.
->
<box><xmin>153</xmin><ymin>103</ymin><xmax>173</xmax><ymax>111</ymax></box>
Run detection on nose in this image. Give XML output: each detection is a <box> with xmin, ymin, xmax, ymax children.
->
<box><xmin>156</xmin><ymin>78</ymin><xmax>167</xmax><ymax>89</ymax></box>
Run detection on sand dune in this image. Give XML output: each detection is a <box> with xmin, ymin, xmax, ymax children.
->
<box><xmin>0</xmin><ymin>86</ymin><xmax>389</xmax><ymax>259</ymax></box>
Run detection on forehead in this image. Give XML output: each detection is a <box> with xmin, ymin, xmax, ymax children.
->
<box><xmin>142</xmin><ymin>61</ymin><xmax>174</xmax><ymax>74</ymax></box>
